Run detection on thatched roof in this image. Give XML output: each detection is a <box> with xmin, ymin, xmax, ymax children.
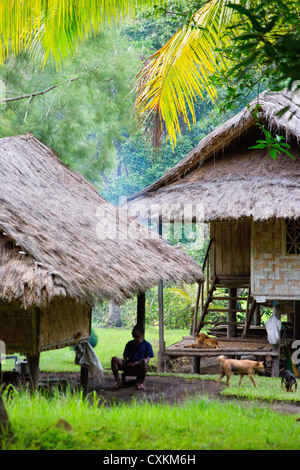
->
<box><xmin>129</xmin><ymin>91</ymin><xmax>300</xmax><ymax>222</ymax></box>
<box><xmin>0</xmin><ymin>134</ymin><xmax>204</xmax><ymax>308</ymax></box>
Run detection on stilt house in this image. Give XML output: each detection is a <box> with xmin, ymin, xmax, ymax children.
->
<box><xmin>129</xmin><ymin>91</ymin><xmax>300</xmax><ymax>376</ymax></box>
<box><xmin>0</xmin><ymin>134</ymin><xmax>204</xmax><ymax>385</ymax></box>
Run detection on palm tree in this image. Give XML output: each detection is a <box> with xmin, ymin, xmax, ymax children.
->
<box><xmin>133</xmin><ymin>0</ymin><xmax>240</xmax><ymax>147</ymax></box>
<box><xmin>133</xmin><ymin>0</ymin><xmax>300</xmax><ymax>147</ymax></box>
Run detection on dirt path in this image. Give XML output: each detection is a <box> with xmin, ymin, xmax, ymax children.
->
<box><xmin>39</xmin><ymin>372</ymin><xmax>300</xmax><ymax>415</ymax></box>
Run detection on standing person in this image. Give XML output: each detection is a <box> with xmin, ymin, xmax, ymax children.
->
<box><xmin>111</xmin><ymin>325</ymin><xmax>154</xmax><ymax>390</ymax></box>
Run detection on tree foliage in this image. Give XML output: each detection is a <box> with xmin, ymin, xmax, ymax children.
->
<box><xmin>214</xmin><ymin>0</ymin><xmax>300</xmax><ymax>111</ymax></box>
<box><xmin>0</xmin><ymin>0</ymin><xmax>160</xmax><ymax>65</ymax></box>
<box><xmin>0</xmin><ymin>29</ymin><xmax>140</xmax><ymax>185</ymax></box>
<box><xmin>133</xmin><ymin>0</ymin><xmax>300</xmax><ymax>146</ymax></box>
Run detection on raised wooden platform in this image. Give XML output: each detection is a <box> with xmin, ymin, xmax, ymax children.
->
<box><xmin>161</xmin><ymin>336</ymin><xmax>279</xmax><ymax>375</ymax></box>
<box><xmin>165</xmin><ymin>336</ymin><xmax>276</xmax><ymax>358</ymax></box>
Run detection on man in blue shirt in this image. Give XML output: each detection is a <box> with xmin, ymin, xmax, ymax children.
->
<box><xmin>111</xmin><ymin>325</ymin><xmax>154</xmax><ymax>390</ymax></box>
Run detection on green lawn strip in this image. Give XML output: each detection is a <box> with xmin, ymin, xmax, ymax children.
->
<box><xmin>2</xmin><ymin>326</ymin><xmax>300</xmax><ymax>450</ymax></box>
<box><xmin>37</xmin><ymin>326</ymin><xmax>188</xmax><ymax>373</ymax></box>
<box><xmin>2</xmin><ymin>388</ymin><xmax>300</xmax><ymax>450</ymax></box>
<box><xmin>217</xmin><ymin>374</ymin><xmax>300</xmax><ymax>402</ymax></box>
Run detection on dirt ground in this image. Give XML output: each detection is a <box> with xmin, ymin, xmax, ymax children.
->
<box><xmin>38</xmin><ymin>370</ymin><xmax>225</xmax><ymax>406</ymax></box>
<box><xmin>37</xmin><ymin>356</ymin><xmax>300</xmax><ymax>416</ymax></box>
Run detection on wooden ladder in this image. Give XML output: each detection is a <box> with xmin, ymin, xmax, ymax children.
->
<box><xmin>194</xmin><ymin>277</ymin><xmax>256</xmax><ymax>337</ymax></box>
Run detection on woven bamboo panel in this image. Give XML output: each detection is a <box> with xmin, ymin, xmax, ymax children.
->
<box><xmin>0</xmin><ymin>300</ymin><xmax>36</xmax><ymax>354</ymax></box>
<box><xmin>0</xmin><ymin>297</ymin><xmax>91</xmax><ymax>355</ymax></box>
<box><xmin>252</xmin><ymin>220</ymin><xmax>300</xmax><ymax>298</ymax></box>
<box><xmin>39</xmin><ymin>297</ymin><xmax>91</xmax><ymax>351</ymax></box>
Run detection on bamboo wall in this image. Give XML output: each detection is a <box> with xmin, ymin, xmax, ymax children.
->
<box><xmin>0</xmin><ymin>300</ymin><xmax>36</xmax><ymax>354</ymax></box>
<box><xmin>0</xmin><ymin>297</ymin><xmax>91</xmax><ymax>355</ymax></box>
<box><xmin>39</xmin><ymin>297</ymin><xmax>91</xmax><ymax>351</ymax></box>
<box><xmin>251</xmin><ymin>219</ymin><xmax>300</xmax><ymax>300</ymax></box>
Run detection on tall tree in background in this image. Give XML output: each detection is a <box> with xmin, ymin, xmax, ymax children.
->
<box><xmin>0</xmin><ymin>29</ymin><xmax>140</xmax><ymax>186</ymax></box>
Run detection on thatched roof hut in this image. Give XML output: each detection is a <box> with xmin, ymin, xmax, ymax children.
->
<box><xmin>129</xmin><ymin>91</ymin><xmax>300</xmax><ymax>373</ymax></box>
<box><xmin>0</xmin><ymin>134</ymin><xmax>203</xmax><ymax>382</ymax></box>
<box><xmin>0</xmin><ymin>133</ymin><xmax>203</xmax><ymax>309</ymax></box>
<box><xmin>129</xmin><ymin>90</ymin><xmax>300</xmax><ymax>222</ymax></box>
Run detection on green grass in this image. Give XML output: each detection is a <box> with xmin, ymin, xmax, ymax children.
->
<box><xmin>37</xmin><ymin>326</ymin><xmax>188</xmax><ymax>373</ymax></box>
<box><xmin>1</xmin><ymin>387</ymin><xmax>300</xmax><ymax>450</ymax></box>
<box><xmin>2</xmin><ymin>326</ymin><xmax>300</xmax><ymax>450</ymax></box>
<box><xmin>218</xmin><ymin>374</ymin><xmax>300</xmax><ymax>402</ymax></box>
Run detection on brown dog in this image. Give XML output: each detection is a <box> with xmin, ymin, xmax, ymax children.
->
<box><xmin>217</xmin><ymin>355</ymin><xmax>264</xmax><ymax>387</ymax></box>
<box><xmin>184</xmin><ymin>332</ymin><xmax>219</xmax><ymax>349</ymax></box>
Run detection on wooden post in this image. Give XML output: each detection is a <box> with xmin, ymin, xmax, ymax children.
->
<box><xmin>254</xmin><ymin>304</ymin><xmax>261</xmax><ymax>326</ymax></box>
<box><xmin>157</xmin><ymin>279</ymin><xmax>165</xmax><ymax>372</ymax></box>
<box><xmin>26</xmin><ymin>353</ymin><xmax>40</xmax><ymax>388</ymax></box>
<box><xmin>80</xmin><ymin>366</ymin><xmax>89</xmax><ymax>395</ymax></box>
<box><xmin>242</xmin><ymin>300</ymin><xmax>257</xmax><ymax>338</ymax></box>
<box><xmin>271</xmin><ymin>303</ymin><xmax>281</xmax><ymax>377</ymax></box>
<box><xmin>192</xmin><ymin>357</ymin><xmax>201</xmax><ymax>374</ymax></box>
<box><xmin>193</xmin><ymin>282</ymin><xmax>201</xmax><ymax>335</ymax></box>
<box><xmin>137</xmin><ymin>293</ymin><xmax>146</xmax><ymax>332</ymax></box>
<box><xmin>157</xmin><ymin>215</ymin><xmax>165</xmax><ymax>372</ymax></box>
<box><xmin>294</xmin><ymin>301</ymin><xmax>300</xmax><ymax>341</ymax></box>
<box><xmin>227</xmin><ymin>288</ymin><xmax>237</xmax><ymax>338</ymax></box>
<box><xmin>0</xmin><ymin>394</ymin><xmax>10</xmax><ymax>436</ymax></box>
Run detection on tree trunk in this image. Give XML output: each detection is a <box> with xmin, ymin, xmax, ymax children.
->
<box><xmin>107</xmin><ymin>300</ymin><xmax>122</xmax><ymax>327</ymax></box>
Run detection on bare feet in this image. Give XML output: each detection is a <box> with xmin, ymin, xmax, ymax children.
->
<box><xmin>113</xmin><ymin>382</ymin><xmax>122</xmax><ymax>389</ymax></box>
<box><xmin>137</xmin><ymin>383</ymin><xmax>145</xmax><ymax>390</ymax></box>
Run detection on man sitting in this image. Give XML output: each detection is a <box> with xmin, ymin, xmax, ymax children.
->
<box><xmin>111</xmin><ymin>325</ymin><xmax>154</xmax><ymax>390</ymax></box>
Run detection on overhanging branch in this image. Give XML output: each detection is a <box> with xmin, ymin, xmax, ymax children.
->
<box><xmin>1</xmin><ymin>63</ymin><xmax>102</xmax><ymax>103</ymax></box>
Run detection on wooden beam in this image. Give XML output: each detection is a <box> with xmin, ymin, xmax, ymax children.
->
<box><xmin>196</xmin><ymin>276</ymin><xmax>217</xmax><ymax>333</ymax></box>
<box><xmin>294</xmin><ymin>301</ymin><xmax>300</xmax><ymax>341</ymax></box>
<box><xmin>157</xmin><ymin>215</ymin><xmax>165</xmax><ymax>372</ymax></box>
<box><xmin>26</xmin><ymin>353</ymin><xmax>40</xmax><ymax>388</ymax></box>
<box><xmin>242</xmin><ymin>300</ymin><xmax>257</xmax><ymax>338</ymax></box>
<box><xmin>137</xmin><ymin>293</ymin><xmax>146</xmax><ymax>332</ymax></box>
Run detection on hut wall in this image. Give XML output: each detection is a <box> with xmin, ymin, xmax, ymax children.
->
<box><xmin>0</xmin><ymin>301</ymin><xmax>37</xmax><ymax>354</ymax></box>
<box><xmin>39</xmin><ymin>297</ymin><xmax>91</xmax><ymax>351</ymax></box>
<box><xmin>251</xmin><ymin>219</ymin><xmax>300</xmax><ymax>299</ymax></box>
<box><xmin>210</xmin><ymin>220</ymin><xmax>251</xmax><ymax>282</ymax></box>
<box><xmin>0</xmin><ymin>297</ymin><xmax>91</xmax><ymax>355</ymax></box>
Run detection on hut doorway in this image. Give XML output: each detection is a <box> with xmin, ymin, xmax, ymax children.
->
<box><xmin>193</xmin><ymin>220</ymin><xmax>252</xmax><ymax>338</ymax></box>
<box><xmin>210</xmin><ymin>220</ymin><xmax>251</xmax><ymax>285</ymax></box>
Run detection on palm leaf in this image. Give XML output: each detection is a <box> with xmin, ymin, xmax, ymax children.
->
<box><xmin>133</xmin><ymin>0</ymin><xmax>243</xmax><ymax>147</ymax></box>
<box><xmin>0</xmin><ymin>0</ymin><xmax>161</xmax><ymax>65</ymax></box>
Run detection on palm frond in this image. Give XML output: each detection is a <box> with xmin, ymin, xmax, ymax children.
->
<box><xmin>133</xmin><ymin>0</ymin><xmax>242</xmax><ymax>147</ymax></box>
<box><xmin>0</xmin><ymin>0</ymin><xmax>160</xmax><ymax>65</ymax></box>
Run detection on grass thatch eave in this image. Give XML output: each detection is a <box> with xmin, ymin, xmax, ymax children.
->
<box><xmin>0</xmin><ymin>134</ymin><xmax>204</xmax><ymax>308</ymax></box>
<box><xmin>129</xmin><ymin>91</ymin><xmax>300</xmax><ymax>223</ymax></box>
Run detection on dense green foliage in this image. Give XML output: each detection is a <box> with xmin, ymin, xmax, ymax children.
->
<box><xmin>214</xmin><ymin>0</ymin><xmax>300</xmax><ymax>111</ymax></box>
<box><xmin>0</xmin><ymin>29</ymin><xmax>140</xmax><ymax>189</ymax></box>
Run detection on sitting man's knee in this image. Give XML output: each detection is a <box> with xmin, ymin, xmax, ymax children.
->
<box><xmin>111</xmin><ymin>356</ymin><xmax>118</xmax><ymax>366</ymax></box>
<box><xmin>139</xmin><ymin>358</ymin><xmax>148</xmax><ymax>370</ymax></box>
